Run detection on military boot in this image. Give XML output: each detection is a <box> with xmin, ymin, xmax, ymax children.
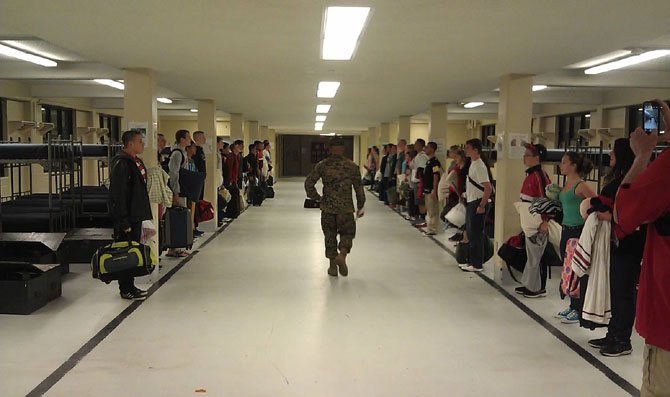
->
<box><xmin>335</xmin><ymin>252</ymin><xmax>348</xmax><ymax>277</ymax></box>
<box><xmin>328</xmin><ymin>259</ymin><xmax>338</xmax><ymax>277</ymax></box>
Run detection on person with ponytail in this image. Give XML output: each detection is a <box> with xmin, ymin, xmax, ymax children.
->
<box><xmin>555</xmin><ymin>152</ymin><xmax>597</xmax><ymax>324</ymax></box>
<box><xmin>587</xmin><ymin>138</ymin><xmax>646</xmax><ymax>357</ymax></box>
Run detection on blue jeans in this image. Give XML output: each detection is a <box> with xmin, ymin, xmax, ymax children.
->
<box><xmin>466</xmin><ymin>200</ymin><xmax>489</xmax><ymax>268</ymax></box>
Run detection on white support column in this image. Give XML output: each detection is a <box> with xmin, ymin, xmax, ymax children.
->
<box><xmin>398</xmin><ymin>115</ymin><xmax>411</xmax><ymax>144</ymax></box>
<box><xmin>260</xmin><ymin>125</ymin><xmax>269</xmax><ymax>141</ymax></box>
<box><xmin>368</xmin><ymin>126</ymin><xmax>380</xmax><ymax>147</ymax></box>
<box><xmin>429</xmin><ymin>103</ymin><xmax>448</xmax><ymax>164</ymax></box>
<box><xmin>230</xmin><ymin>113</ymin><xmax>244</xmax><ymax>142</ymax></box>
<box><xmin>493</xmin><ymin>74</ymin><xmax>533</xmax><ymax>284</ymax></box>
<box><xmin>243</xmin><ymin>121</ymin><xmax>251</xmax><ymax>148</ymax></box>
<box><xmin>380</xmin><ymin>122</ymin><xmax>391</xmax><ymax>145</ymax></box>
<box><xmin>124</xmin><ymin>68</ymin><xmax>159</xmax><ymax>274</ymax></box>
<box><xmin>198</xmin><ymin>99</ymin><xmax>219</xmax><ymax>230</ymax></box>
<box><xmin>248</xmin><ymin>120</ymin><xmax>259</xmax><ymax>142</ymax></box>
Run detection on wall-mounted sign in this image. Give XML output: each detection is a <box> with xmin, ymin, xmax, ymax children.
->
<box><xmin>508</xmin><ymin>133</ymin><xmax>529</xmax><ymax>160</ymax></box>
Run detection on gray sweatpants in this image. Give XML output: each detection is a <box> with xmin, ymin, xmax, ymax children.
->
<box><xmin>521</xmin><ymin>233</ymin><xmax>548</xmax><ymax>292</ymax></box>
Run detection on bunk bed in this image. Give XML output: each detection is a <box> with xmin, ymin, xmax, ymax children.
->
<box><xmin>0</xmin><ymin>137</ymin><xmax>77</xmax><ymax>233</ymax></box>
<box><xmin>69</xmin><ymin>142</ymin><xmax>121</xmax><ymax>227</ymax></box>
<box><xmin>0</xmin><ymin>139</ymin><xmax>118</xmax><ymax>273</ymax></box>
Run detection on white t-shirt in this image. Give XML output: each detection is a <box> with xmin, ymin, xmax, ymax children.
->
<box><xmin>466</xmin><ymin>158</ymin><xmax>490</xmax><ymax>203</ymax></box>
<box><xmin>411</xmin><ymin>152</ymin><xmax>429</xmax><ymax>183</ymax></box>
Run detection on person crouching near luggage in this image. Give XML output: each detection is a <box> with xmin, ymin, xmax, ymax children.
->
<box><xmin>109</xmin><ymin>130</ymin><xmax>153</xmax><ymax>301</ymax></box>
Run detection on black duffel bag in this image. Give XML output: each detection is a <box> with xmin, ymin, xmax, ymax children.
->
<box><xmin>91</xmin><ymin>241</ymin><xmax>156</xmax><ymax>283</ymax></box>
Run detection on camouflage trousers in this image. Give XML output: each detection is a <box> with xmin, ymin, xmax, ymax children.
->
<box><xmin>321</xmin><ymin>212</ymin><xmax>356</xmax><ymax>259</ymax></box>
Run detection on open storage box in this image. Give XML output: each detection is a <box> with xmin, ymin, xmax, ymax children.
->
<box><xmin>0</xmin><ymin>262</ymin><xmax>62</xmax><ymax>315</ymax></box>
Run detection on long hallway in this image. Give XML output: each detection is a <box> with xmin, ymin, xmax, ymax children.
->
<box><xmin>7</xmin><ymin>180</ymin><xmax>639</xmax><ymax>397</ymax></box>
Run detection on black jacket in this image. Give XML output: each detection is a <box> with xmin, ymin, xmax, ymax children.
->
<box><xmin>380</xmin><ymin>154</ymin><xmax>388</xmax><ymax>176</ymax></box>
<box><xmin>109</xmin><ymin>152</ymin><xmax>152</xmax><ymax>233</ymax></box>
<box><xmin>193</xmin><ymin>146</ymin><xmax>206</xmax><ymax>174</ymax></box>
<box><xmin>387</xmin><ymin>154</ymin><xmax>398</xmax><ymax>185</ymax></box>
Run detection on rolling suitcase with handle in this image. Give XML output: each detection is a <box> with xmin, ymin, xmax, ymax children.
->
<box><xmin>164</xmin><ymin>206</ymin><xmax>194</xmax><ymax>249</ymax></box>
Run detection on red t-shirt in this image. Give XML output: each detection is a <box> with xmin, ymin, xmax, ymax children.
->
<box><xmin>520</xmin><ymin>165</ymin><xmax>550</xmax><ymax>202</ymax></box>
<box><xmin>615</xmin><ymin>149</ymin><xmax>670</xmax><ymax>350</ymax></box>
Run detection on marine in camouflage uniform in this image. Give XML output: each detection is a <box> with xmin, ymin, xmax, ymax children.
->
<box><xmin>305</xmin><ymin>137</ymin><xmax>366</xmax><ymax>276</ymax></box>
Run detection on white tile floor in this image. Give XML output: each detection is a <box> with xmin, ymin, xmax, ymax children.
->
<box><xmin>0</xmin><ymin>180</ymin><xmax>642</xmax><ymax>397</ymax></box>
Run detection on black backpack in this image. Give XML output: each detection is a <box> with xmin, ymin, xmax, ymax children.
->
<box><xmin>161</xmin><ymin>148</ymin><xmax>186</xmax><ymax>174</ymax></box>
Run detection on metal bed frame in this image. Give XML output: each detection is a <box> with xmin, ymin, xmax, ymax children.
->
<box><xmin>0</xmin><ymin>135</ymin><xmax>77</xmax><ymax>232</ymax></box>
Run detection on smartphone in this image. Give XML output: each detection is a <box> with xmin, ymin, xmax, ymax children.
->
<box><xmin>643</xmin><ymin>101</ymin><xmax>661</xmax><ymax>134</ymax></box>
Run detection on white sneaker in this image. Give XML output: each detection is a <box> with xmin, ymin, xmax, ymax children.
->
<box><xmin>423</xmin><ymin>231</ymin><xmax>436</xmax><ymax>236</ymax></box>
<box><xmin>458</xmin><ymin>263</ymin><xmax>469</xmax><ymax>269</ymax></box>
<box><xmin>462</xmin><ymin>265</ymin><xmax>483</xmax><ymax>273</ymax></box>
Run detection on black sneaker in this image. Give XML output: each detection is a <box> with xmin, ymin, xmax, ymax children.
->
<box><xmin>523</xmin><ymin>289</ymin><xmax>547</xmax><ymax>298</ymax></box>
<box><xmin>515</xmin><ymin>286</ymin><xmax>529</xmax><ymax>295</ymax></box>
<box><xmin>133</xmin><ymin>287</ymin><xmax>148</xmax><ymax>297</ymax></box>
<box><xmin>588</xmin><ymin>337</ymin><xmax>611</xmax><ymax>349</ymax></box>
<box><xmin>120</xmin><ymin>291</ymin><xmax>147</xmax><ymax>301</ymax></box>
<box><xmin>600</xmin><ymin>342</ymin><xmax>633</xmax><ymax>357</ymax></box>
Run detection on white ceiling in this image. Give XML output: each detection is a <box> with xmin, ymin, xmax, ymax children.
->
<box><xmin>1</xmin><ymin>0</ymin><xmax>670</xmax><ymax>132</ymax></box>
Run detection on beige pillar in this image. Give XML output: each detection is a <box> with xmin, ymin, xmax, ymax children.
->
<box><xmin>230</xmin><ymin>113</ymin><xmax>244</xmax><ymax>142</ymax></box>
<box><xmin>260</xmin><ymin>125</ymin><xmax>269</xmax><ymax>141</ymax></box>
<box><xmin>243</xmin><ymin>121</ymin><xmax>251</xmax><ymax>149</ymax></box>
<box><xmin>248</xmin><ymin>120</ymin><xmax>259</xmax><ymax>142</ymax></box>
<box><xmin>390</xmin><ymin>122</ymin><xmax>399</xmax><ymax>145</ymax></box>
<box><xmin>368</xmin><ymin>126</ymin><xmax>380</xmax><ymax>147</ymax></box>
<box><xmin>398</xmin><ymin>115</ymin><xmax>411</xmax><ymax>144</ymax></box>
<box><xmin>124</xmin><ymin>68</ymin><xmax>159</xmax><ymax>270</ymax></box>
<box><xmin>589</xmin><ymin>107</ymin><xmax>604</xmax><ymax>130</ymax></box>
<box><xmin>429</xmin><ymin>103</ymin><xmax>449</xmax><ymax>164</ymax></box>
<box><xmin>380</xmin><ymin>122</ymin><xmax>391</xmax><ymax>145</ymax></box>
<box><xmin>359</xmin><ymin>130</ymin><xmax>369</xmax><ymax>171</ymax></box>
<box><xmin>197</xmin><ymin>99</ymin><xmax>218</xmax><ymax>230</ymax></box>
<box><xmin>494</xmin><ymin>74</ymin><xmax>533</xmax><ymax>283</ymax></box>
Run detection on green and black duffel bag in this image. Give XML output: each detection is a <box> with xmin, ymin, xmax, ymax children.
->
<box><xmin>91</xmin><ymin>241</ymin><xmax>156</xmax><ymax>283</ymax></box>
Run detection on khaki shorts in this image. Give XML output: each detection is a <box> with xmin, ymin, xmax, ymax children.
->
<box><xmin>642</xmin><ymin>344</ymin><xmax>670</xmax><ymax>397</ymax></box>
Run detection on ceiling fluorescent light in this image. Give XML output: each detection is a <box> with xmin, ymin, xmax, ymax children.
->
<box><xmin>568</xmin><ymin>49</ymin><xmax>633</xmax><ymax>69</ymax></box>
<box><xmin>315</xmin><ymin>122</ymin><xmax>324</xmax><ymax>131</ymax></box>
<box><xmin>532</xmin><ymin>85</ymin><xmax>548</xmax><ymax>91</ymax></box>
<box><xmin>585</xmin><ymin>50</ymin><xmax>670</xmax><ymax>75</ymax></box>
<box><xmin>157</xmin><ymin>97</ymin><xmax>173</xmax><ymax>104</ymax></box>
<box><xmin>317</xmin><ymin>81</ymin><xmax>341</xmax><ymax>98</ymax></box>
<box><xmin>320</xmin><ymin>133</ymin><xmax>336</xmax><ymax>136</ymax></box>
<box><xmin>322</xmin><ymin>7</ymin><xmax>371</xmax><ymax>60</ymax></box>
<box><xmin>316</xmin><ymin>104</ymin><xmax>331</xmax><ymax>113</ymax></box>
<box><xmin>0</xmin><ymin>43</ymin><xmax>57</xmax><ymax>67</ymax></box>
<box><xmin>94</xmin><ymin>79</ymin><xmax>125</xmax><ymax>90</ymax></box>
<box><xmin>190</xmin><ymin>109</ymin><xmax>198</xmax><ymax>113</ymax></box>
<box><xmin>463</xmin><ymin>102</ymin><xmax>484</xmax><ymax>109</ymax></box>
<box><xmin>316</xmin><ymin>115</ymin><xmax>327</xmax><ymax>122</ymax></box>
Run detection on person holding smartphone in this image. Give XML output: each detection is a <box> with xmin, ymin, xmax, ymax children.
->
<box><xmin>615</xmin><ymin>99</ymin><xmax>670</xmax><ymax>396</ymax></box>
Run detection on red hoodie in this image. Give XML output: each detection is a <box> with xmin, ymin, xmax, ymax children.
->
<box><xmin>615</xmin><ymin>149</ymin><xmax>670</xmax><ymax>350</ymax></box>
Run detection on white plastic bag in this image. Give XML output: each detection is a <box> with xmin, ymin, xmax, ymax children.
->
<box><xmin>140</xmin><ymin>220</ymin><xmax>157</xmax><ymax>244</ymax></box>
<box><xmin>446</xmin><ymin>203</ymin><xmax>466</xmax><ymax>228</ymax></box>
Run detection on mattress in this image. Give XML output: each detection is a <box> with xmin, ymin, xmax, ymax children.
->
<box><xmin>0</xmin><ymin>211</ymin><xmax>69</xmax><ymax>232</ymax></box>
<box><xmin>0</xmin><ymin>144</ymin><xmax>70</xmax><ymax>161</ymax></box>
